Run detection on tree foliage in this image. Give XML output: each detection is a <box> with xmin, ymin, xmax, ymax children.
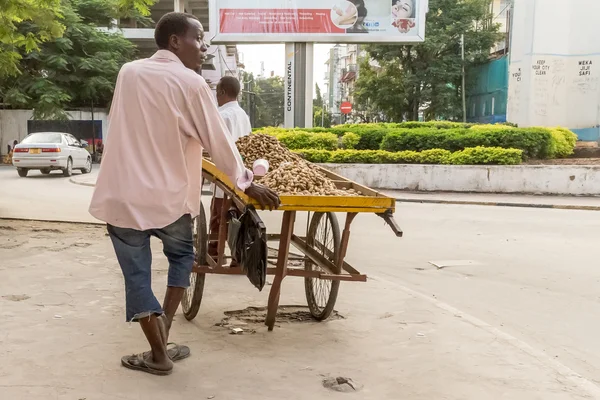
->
<box><xmin>239</xmin><ymin>71</ymin><xmax>285</xmax><ymax>128</ymax></box>
<box><xmin>313</xmin><ymin>83</ymin><xmax>332</xmax><ymax>127</ymax></box>
<box><xmin>0</xmin><ymin>0</ymin><xmax>147</xmax><ymax>119</ymax></box>
<box><xmin>0</xmin><ymin>0</ymin><xmax>65</xmax><ymax>77</ymax></box>
<box><xmin>0</xmin><ymin>0</ymin><xmax>152</xmax><ymax>78</ymax></box>
<box><xmin>354</xmin><ymin>0</ymin><xmax>500</xmax><ymax>122</ymax></box>
<box><xmin>255</xmin><ymin>76</ymin><xmax>284</xmax><ymax>127</ymax></box>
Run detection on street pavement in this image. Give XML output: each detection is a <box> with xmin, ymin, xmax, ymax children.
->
<box><xmin>2</xmin><ymin>164</ymin><xmax>600</xmax><ymax>398</ymax></box>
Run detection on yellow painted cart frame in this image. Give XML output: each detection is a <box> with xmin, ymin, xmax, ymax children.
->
<box><xmin>181</xmin><ymin>160</ymin><xmax>402</xmax><ymax>331</ymax></box>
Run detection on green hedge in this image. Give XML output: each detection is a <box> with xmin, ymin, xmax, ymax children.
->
<box><xmin>341</xmin><ymin>132</ymin><xmax>360</xmax><ymax>149</ymax></box>
<box><xmin>276</xmin><ymin>131</ymin><xmax>338</xmax><ymax>151</ymax></box>
<box><xmin>380</xmin><ymin>127</ymin><xmax>553</xmax><ymax>159</ymax></box>
<box><xmin>294</xmin><ymin>147</ymin><xmax>523</xmax><ymax>165</ymax></box>
<box><xmin>256</xmin><ymin>123</ymin><xmax>576</xmax><ymax>159</ymax></box>
<box><xmin>549</xmin><ymin>127</ymin><xmax>577</xmax><ymax>158</ymax></box>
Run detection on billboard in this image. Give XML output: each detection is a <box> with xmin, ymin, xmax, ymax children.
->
<box><xmin>209</xmin><ymin>0</ymin><xmax>428</xmax><ymax>43</ymax></box>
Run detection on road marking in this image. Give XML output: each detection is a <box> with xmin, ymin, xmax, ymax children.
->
<box><xmin>373</xmin><ymin>274</ymin><xmax>600</xmax><ymax>398</ymax></box>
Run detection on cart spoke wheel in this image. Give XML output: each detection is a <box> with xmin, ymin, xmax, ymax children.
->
<box><xmin>182</xmin><ymin>203</ymin><xmax>207</xmax><ymax>321</ymax></box>
<box><xmin>304</xmin><ymin>212</ymin><xmax>341</xmax><ymax>321</ymax></box>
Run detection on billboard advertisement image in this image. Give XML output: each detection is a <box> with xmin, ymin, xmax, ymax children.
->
<box><xmin>210</xmin><ymin>0</ymin><xmax>427</xmax><ymax>43</ymax></box>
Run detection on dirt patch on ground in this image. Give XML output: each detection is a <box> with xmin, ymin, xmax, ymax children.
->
<box><xmin>215</xmin><ymin>306</ymin><xmax>344</xmax><ymax>333</ymax></box>
<box><xmin>525</xmin><ymin>158</ymin><xmax>600</xmax><ymax>165</ymax></box>
<box><xmin>267</xmin><ymin>247</ymin><xmax>306</xmax><ymax>268</ymax></box>
<box><xmin>0</xmin><ymin>219</ymin><xmax>105</xmax><ymax>252</ymax></box>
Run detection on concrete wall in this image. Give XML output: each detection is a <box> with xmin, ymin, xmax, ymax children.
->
<box><xmin>0</xmin><ymin>110</ymin><xmax>108</xmax><ymax>156</ymax></box>
<box><xmin>323</xmin><ymin>164</ymin><xmax>600</xmax><ymax>196</ymax></box>
<box><xmin>508</xmin><ymin>0</ymin><xmax>600</xmax><ymax>141</ymax></box>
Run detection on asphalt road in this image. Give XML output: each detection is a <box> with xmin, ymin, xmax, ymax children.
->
<box><xmin>2</xmin><ymin>164</ymin><xmax>600</xmax><ymax>394</ymax></box>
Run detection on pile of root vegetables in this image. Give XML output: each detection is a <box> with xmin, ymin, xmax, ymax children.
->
<box><xmin>236</xmin><ymin>134</ymin><xmax>362</xmax><ymax>197</ymax></box>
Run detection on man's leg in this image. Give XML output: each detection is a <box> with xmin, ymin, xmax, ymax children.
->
<box><xmin>139</xmin><ymin>315</ymin><xmax>170</xmax><ymax>365</ymax></box>
<box><xmin>155</xmin><ymin>214</ymin><xmax>195</xmax><ymax>342</ymax></box>
<box><xmin>107</xmin><ymin>224</ymin><xmax>173</xmax><ymax>374</ymax></box>
<box><xmin>162</xmin><ymin>286</ymin><xmax>184</xmax><ymax>336</ymax></box>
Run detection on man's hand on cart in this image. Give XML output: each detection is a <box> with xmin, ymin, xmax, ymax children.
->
<box><xmin>246</xmin><ymin>183</ymin><xmax>280</xmax><ymax>210</ymax></box>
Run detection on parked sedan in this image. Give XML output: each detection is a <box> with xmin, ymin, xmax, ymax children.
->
<box><xmin>12</xmin><ymin>132</ymin><xmax>92</xmax><ymax>177</ymax></box>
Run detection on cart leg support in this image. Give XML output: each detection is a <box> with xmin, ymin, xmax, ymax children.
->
<box><xmin>216</xmin><ymin>198</ymin><xmax>232</xmax><ymax>266</ymax></box>
<box><xmin>337</xmin><ymin>213</ymin><xmax>357</xmax><ymax>267</ymax></box>
<box><xmin>265</xmin><ymin>210</ymin><xmax>296</xmax><ymax>331</ymax></box>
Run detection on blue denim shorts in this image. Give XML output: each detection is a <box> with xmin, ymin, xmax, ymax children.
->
<box><xmin>107</xmin><ymin>214</ymin><xmax>194</xmax><ymax>322</ymax></box>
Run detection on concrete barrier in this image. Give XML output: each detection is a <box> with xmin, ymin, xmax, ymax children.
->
<box><xmin>321</xmin><ymin>164</ymin><xmax>600</xmax><ymax>196</ymax></box>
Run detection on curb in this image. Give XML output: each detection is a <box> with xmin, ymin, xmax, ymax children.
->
<box><xmin>64</xmin><ymin>177</ymin><xmax>600</xmax><ymax>212</ymax></box>
<box><xmin>395</xmin><ymin>197</ymin><xmax>600</xmax><ymax>211</ymax></box>
<box><xmin>0</xmin><ymin>217</ymin><xmax>103</xmax><ymax>226</ymax></box>
<box><xmin>69</xmin><ymin>177</ymin><xmax>96</xmax><ymax>187</ymax></box>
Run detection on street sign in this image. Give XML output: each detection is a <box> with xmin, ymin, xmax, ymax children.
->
<box><xmin>340</xmin><ymin>102</ymin><xmax>352</xmax><ymax>114</ymax></box>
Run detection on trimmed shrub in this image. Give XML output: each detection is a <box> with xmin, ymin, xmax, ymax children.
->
<box><xmin>548</xmin><ymin>127</ymin><xmax>578</xmax><ymax>158</ymax></box>
<box><xmin>294</xmin><ymin>149</ymin><xmax>332</xmax><ymax>163</ymax></box>
<box><xmin>418</xmin><ymin>149</ymin><xmax>452</xmax><ymax>164</ymax></box>
<box><xmin>394</xmin><ymin>121</ymin><xmax>473</xmax><ymax>130</ymax></box>
<box><xmin>308</xmin><ymin>132</ymin><xmax>338</xmax><ymax>150</ymax></box>
<box><xmin>447</xmin><ymin>146</ymin><xmax>523</xmax><ymax>165</ymax></box>
<box><xmin>276</xmin><ymin>131</ymin><xmax>312</xmax><ymax>149</ymax></box>
<box><xmin>341</xmin><ymin>132</ymin><xmax>360</xmax><ymax>149</ymax></box>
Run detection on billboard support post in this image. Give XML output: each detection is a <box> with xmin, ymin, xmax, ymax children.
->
<box><xmin>210</xmin><ymin>0</ymin><xmax>428</xmax><ymax>129</ymax></box>
<box><xmin>284</xmin><ymin>43</ymin><xmax>314</xmax><ymax>129</ymax></box>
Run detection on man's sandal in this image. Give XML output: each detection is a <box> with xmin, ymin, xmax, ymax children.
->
<box><xmin>142</xmin><ymin>343</ymin><xmax>191</xmax><ymax>362</ymax></box>
<box><xmin>121</xmin><ymin>353</ymin><xmax>173</xmax><ymax>376</ymax></box>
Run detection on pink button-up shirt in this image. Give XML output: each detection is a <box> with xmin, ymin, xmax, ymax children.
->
<box><xmin>89</xmin><ymin>50</ymin><xmax>252</xmax><ymax>230</ymax></box>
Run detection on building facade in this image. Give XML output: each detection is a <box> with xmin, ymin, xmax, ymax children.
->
<box><xmin>490</xmin><ymin>0</ymin><xmax>511</xmax><ymax>55</ymax></box>
<box><xmin>116</xmin><ymin>0</ymin><xmax>241</xmax><ymax>89</ymax></box>
<box><xmin>466</xmin><ymin>0</ymin><xmax>512</xmax><ymax>124</ymax></box>
<box><xmin>508</xmin><ymin>0</ymin><xmax>600</xmax><ymax>141</ymax></box>
<box><xmin>324</xmin><ymin>44</ymin><xmax>363</xmax><ymax>124</ymax></box>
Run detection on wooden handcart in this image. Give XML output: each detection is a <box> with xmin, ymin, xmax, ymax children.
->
<box><xmin>181</xmin><ymin>160</ymin><xmax>403</xmax><ymax>331</ymax></box>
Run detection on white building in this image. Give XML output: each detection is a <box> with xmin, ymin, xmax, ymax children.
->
<box><xmin>507</xmin><ymin>0</ymin><xmax>600</xmax><ymax>141</ymax></box>
<box><xmin>324</xmin><ymin>44</ymin><xmax>362</xmax><ymax>124</ymax></box>
<box><xmin>490</xmin><ymin>0</ymin><xmax>512</xmax><ymax>55</ymax></box>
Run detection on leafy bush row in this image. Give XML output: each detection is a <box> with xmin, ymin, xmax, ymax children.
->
<box><xmin>257</xmin><ymin>123</ymin><xmax>576</xmax><ymax>159</ymax></box>
<box><xmin>294</xmin><ymin>147</ymin><xmax>523</xmax><ymax>165</ymax></box>
<box><xmin>276</xmin><ymin>131</ymin><xmax>338</xmax><ymax>151</ymax></box>
<box><xmin>380</xmin><ymin>127</ymin><xmax>552</xmax><ymax>158</ymax></box>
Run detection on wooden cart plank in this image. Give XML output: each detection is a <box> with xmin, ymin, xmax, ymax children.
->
<box><xmin>202</xmin><ymin>159</ymin><xmax>395</xmax><ymax>212</ymax></box>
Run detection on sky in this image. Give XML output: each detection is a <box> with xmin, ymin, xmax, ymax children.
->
<box><xmin>237</xmin><ymin>44</ymin><xmax>334</xmax><ymax>98</ymax></box>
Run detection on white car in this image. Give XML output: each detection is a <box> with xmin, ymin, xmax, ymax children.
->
<box><xmin>12</xmin><ymin>132</ymin><xmax>93</xmax><ymax>177</ymax></box>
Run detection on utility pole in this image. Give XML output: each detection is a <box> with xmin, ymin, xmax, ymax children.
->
<box><xmin>91</xmin><ymin>98</ymin><xmax>96</xmax><ymax>159</ymax></box>
<box><xmin>461</xmin><ymin>34</ymin><xmax>467</xmax><ymax>123</ymax></box>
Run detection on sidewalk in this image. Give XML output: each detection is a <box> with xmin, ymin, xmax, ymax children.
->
<box><xmin>1</xmin><ymin>219</ymin><xmax>597</xmax><ymax>400</ymax></box>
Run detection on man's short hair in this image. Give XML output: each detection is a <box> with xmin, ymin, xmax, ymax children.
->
<box><xmin>154</xmin><ymin>12</ymin><xmax>199</xmax><ymax>50</ymax></box>
<box><xmin>218</xmin><ymin>76</ymin><xmax>241</xmax><ymax>98</ymax></box>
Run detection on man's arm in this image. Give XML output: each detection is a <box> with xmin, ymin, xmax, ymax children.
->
<box><xmin>188</xmin><ymin>84</ymin><xmax>251</xmax><ymax>191</ymax></box>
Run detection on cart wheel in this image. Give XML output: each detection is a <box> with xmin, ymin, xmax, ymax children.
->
<box><xmin>304</xmin><ymin>212</ymin><xmax>341</xmax><ymax>321</ymax></box>
<box><xmin>182</xmin><ymin>203</ymin><xmax>207</xmax><ymax>321</ymax></box>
